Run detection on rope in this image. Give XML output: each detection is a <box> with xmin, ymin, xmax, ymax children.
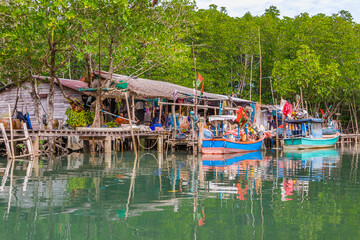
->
<box><xmin>138</xmin><ymin>152</ymin><xmax>158</xmax><ymax>164</ymax></box>
<box><xmin>137</xmin><ymin>137</ymin><xmax>159</xmax><ymax>150</ymax></box>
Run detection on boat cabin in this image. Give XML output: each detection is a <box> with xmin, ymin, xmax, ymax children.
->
<box><xmin>285</xmin><ymin>118</ymin><xmax>323</xmax><ymax>139</ymax></box>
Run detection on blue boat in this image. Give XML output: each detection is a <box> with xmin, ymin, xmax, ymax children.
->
<box><xmin>202</xmin><ymin>136</ymin><xmax>265</xmax><ymax>154</ymax></box>
<box><xmin>283</xmin><ymin>118</ymin><xmax>340</xmax><ymax>150</ymax></box>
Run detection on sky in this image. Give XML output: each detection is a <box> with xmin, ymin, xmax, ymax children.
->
<box><xmin>195</xmin><ymin>0</ymin><xmax>359</xmax><ymax>22</ymax></box>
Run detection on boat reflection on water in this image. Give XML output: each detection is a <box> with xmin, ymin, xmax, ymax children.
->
<box><xmin>201</xmin><ymin>149</ymin><xmax>341</xmax><ymax>201</ymax></box>
<box><xmin>202</xmin><ymin>151</ymin><xmax>263</xmax><ymax>170</ymax></box>
<box><xmin>282</xmin><ymin>149</ymin><xmax>340</xmax><ymax>180</ymax></box>
<box><xmin>281</xmin><ymin>149</ymin><xmax>340</xmax><ymax>201</ymax></box>
<box><xmin>202</xmin><ymin>151</ymin><xmax>264</xmax><ymax>199</ymax></box>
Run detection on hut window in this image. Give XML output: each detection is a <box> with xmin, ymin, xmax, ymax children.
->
<box><xmin>39</xmin><ymin>94</ymin><xmax>48</xmax><ymax>98</ymax></box>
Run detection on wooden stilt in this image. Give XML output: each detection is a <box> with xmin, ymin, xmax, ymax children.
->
<box><xmin>131</xmin><ymin>96</ymin><xmax>136</xmax><ymax>122</ymax></box>
<box><xmin>22</xmin><ymin>123</ymin><xmax>35</xmax><ymax>161</ymax></box>
<box><xmin>91</xmin><ymin>137</ymin><xmax>95</xmax><ymax>153</ymax></box>
<box><xmin>8</xmin><ymin>104</ymin><xmax>15</xmax><ymax>160</ymax></box>
<box><xmin>104</xmin><ymin>136</ymin><xmax>112</xmax><ymax>153</ymax></box>
<box><xmin>157</xmin><ymin>135</ymin><xmax>163</xmax><ymax>154</ymax></box>
<box><xmin>0</xmin><ymin>123</ymin><xmax>12</xmax><ymax>159</ymax></box>
<box><xmin>158</xmin><ymin>103</ymin><xmax>163</xmax><ymax>124</ymax></box>
<box><xmin>198</xmin><ymin>120</ymin><xmax>204</xmax><ymax>153</ymax></box>
<box><xmin>172</xmin><ymin>105</ymin><xmax>177</xmax><ymax>140</ymax></box>
<box><xmin>125</xmin><ymin>92</ymin><xmax>138</xmax><ymax>157</ymax></box>
<box><xmin>276</xmin><ymin>111</ymin><xmax>279</xmax><ymax>149</ymax></box>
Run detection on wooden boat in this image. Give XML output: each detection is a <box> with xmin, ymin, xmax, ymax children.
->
<box><xmin>202</xmin><ymin>136</ymin><xmax>265</xmax><ymax>154</ymax></box>
<box><xmin>283</xmin><ymin>118</ymin><xmax>340</xmax><ymax>150</ymax></box>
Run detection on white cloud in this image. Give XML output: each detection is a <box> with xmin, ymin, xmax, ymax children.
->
<box><xmin>195</xmin><ymin>0</ymin><xmax>359</xmax><ymax>22</ymax></box>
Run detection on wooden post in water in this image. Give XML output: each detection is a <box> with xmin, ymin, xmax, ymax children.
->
<box><xmin>171</xmin><ymin>105</ymin><xmax>177</xmax><ymax>139</ymax></box>
<box><xmin>83</xmin><ymin>140</ymin><xmax>90</xmax><ymax>153</ymax></box>
<box><xmin>198</xmin><ymin>120</ymin><xmax>204</xmax><ymax>153</ymax></box>
<box><xmin>282</xmin><ymin>114</ymin><xmax>286</xmax><ymax>148</ymax></box>
<box><xmin>131</xmin><ymin>96</ymin><xmax>136</xmax><ymax>123</ymax></box>
<box><xmin>104</xmin><ymin>136</ymin><xmax>112</xmax><ymax>154</ymax></box>
<box><xmin>91</xmin><ymin>137</ymin><xmax>95</xmax><ymax>153</ymax></box>
<box><xmin>158</xmin><ymin>103</ymin><xmax>163</xmax><ymax>124</ymax></box>
<box><xmin>32</xmin><ymin>136</ymin><xmax>40</xmax><ymax>157</ymax></box>
<box><xmin>0</xmin><ymin>123</ymin><xmax>12</xmax><ymax>159</ymax></box>
<box><xmin>157</xmin><ymin>134</ymin><xmax>163</xmax><ymax>154</ymax></box>
<box><xmin>258</xmin><ymin>27</ymin><xmax>262</xmax><ymax>105</ymax></box>
<box><xmin>125</xmin><ymin>92</ymin><xmax>138</xmax><ymax>157</ymax></box>
<box><xmin>276</xmin><ymin>111</ymin><xmax>279</xmax><ymax>149</ymax></box>
<box><xmin>8</xmin><ymin>104</ymin><xmax>15</xmax><ymax>160</ymax></box>
<box><xmin>22</xmin><ymin>123</ymin><xmax>35</xmax><ymax>161</ymax></box>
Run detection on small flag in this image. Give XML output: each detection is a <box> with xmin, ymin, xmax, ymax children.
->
<box><xmin>197</xmin><ymin>73</ymin><xmax>204</xmax><ymax>96</ymax></box>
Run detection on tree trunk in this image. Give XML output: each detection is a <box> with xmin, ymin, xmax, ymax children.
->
<box><xmin>30</xmin><ymin>75</ymin><xmax>41</xmax><ymax>129</ymax></box>
<box><xmin>84</xmin><ymin>51</ymin><xmax>92</xmax><ymax>84</ymax></box>
<box><xmin>91</xmin><ymin>92</ymin><xmax>102</xmax><ymax>127</ymax></box>
<box><xmin>351</xmin><ymin>95</ymin><xmax>358</xmax><ymax>135</ymax></box>
<box><xmin>48</xmin><ymin>44</ymin><xmax>56</xmax><ymax>130</ymax></box>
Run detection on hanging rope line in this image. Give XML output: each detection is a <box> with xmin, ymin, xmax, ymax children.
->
<box><xmin>137</xmin><ymin>137</ymin><xmax>159</xmax><ymax>150</ymax></box>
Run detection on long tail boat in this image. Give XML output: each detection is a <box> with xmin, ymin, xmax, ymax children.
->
<box><xmin>283</xmin><ymin>118</ymin><xmax>340</xmax><ymax>150</ymax></box>
<box><xmin>201</xmin><ymin>113</ymin><xmax>266</xmax><ymax>154</ymax></box>
<box><xmin>202</xmin><ymin>136</ymin><xmax>265</xmax><ymax>154</ymax></box>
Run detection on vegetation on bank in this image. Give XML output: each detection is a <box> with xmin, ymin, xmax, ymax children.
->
<box><xmin>0</xmin><ymin>1</ymin><xmax>359</xmax><ymax>132</ymax></box>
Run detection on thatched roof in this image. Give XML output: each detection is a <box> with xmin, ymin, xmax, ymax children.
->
<box><xmin>97</xmin><ymin>71</ymin><xmax>252</xmax><ymax>103</ymax></box>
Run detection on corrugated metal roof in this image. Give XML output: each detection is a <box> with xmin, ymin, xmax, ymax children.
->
<box><xmin>34</xmin><ymin>76</ymin><xmax>89</xmax><ymax>91</ymax></box>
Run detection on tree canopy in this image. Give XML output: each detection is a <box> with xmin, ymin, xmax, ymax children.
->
<box><xmin>1</xmin><ymin>3</ymin><xmax>360</xmax><ymax>129</ymax></box>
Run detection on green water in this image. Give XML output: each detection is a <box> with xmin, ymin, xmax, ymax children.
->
<box><xmin>0</xmin><ymin>149</ymin><xmax>359</xmax><ymax>240</ymax></box>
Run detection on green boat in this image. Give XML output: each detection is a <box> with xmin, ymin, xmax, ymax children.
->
<box><xmin>283</xmin><ymin>118</ymin><xmax>340</xmax><ymax>150</ymax></box>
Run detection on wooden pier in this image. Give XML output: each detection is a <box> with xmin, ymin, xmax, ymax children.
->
<box><xmin>4</xmin><ymin>127</ymin><xmax>171</xmax><ymax>155</ymax></box>
<box><xmin>338</xmin><ymin>134</ymin><xmax>360</xmax><ymax>145</ymax></box>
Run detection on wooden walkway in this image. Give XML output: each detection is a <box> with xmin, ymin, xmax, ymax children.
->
<box><xmin>339</xmin><ymin>134</ymin><xmax>360</xmax><ymax>144</ymax></box>
<box><xmin>9</xmin><ymin>128</ymin><xmax>170</xmax><ymax>138</ymax></box>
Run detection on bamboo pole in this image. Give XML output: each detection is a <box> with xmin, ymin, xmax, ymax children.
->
<box><xmin>171</xmin><ymin>105</ymin><xmax>177</xmax><ymax>140</ymax></box>
<box><xmin>159</xmin><ymin>101</ymin><xmax>239</xmax><ymax>111</ymax></box>
<box><xmin>198</xmin><ymin>120</ymin><xmax>204</xmax><ymax>153</ymax></box>
<box><xmin>158</xmin><ymin>103</ymin><xmax>163</xmax><ymax>124</ymax></box>
<box><xmin>276</xmin><ymin>111</ymin><xmax>279</xmax><ymax>149</ymax></box>
<box><xmin>258</xmin><ymin>27</ymin><xmax>262</xmax><ymax>105</ymax></box>
<box><xmin>0</xmin><ymin>124</ymin><xmax>12</xmax><ymax>159</ymax></box>
<box><xmin>270</xmin><ymin>77</ymin><xmax>274</xmax><ymax>104</ymax></box>
<box><xmin>250</xmin><ymin>55</ymin><xmax>253</xmax><ymax>101</ymax></box>
<box><xmin>300</xmin><ymin>87</ymin><xmax>304</xmax><ymax>109</ymax></box>
<box><xmin>125</xmin><ymin>92</ymin><xmax>138</xmax><ymax>157</ymax></box>
<box><xmin>131</xmin><ymin>96</ymin><xmax>136</xmax><ymax>122</ymax></box>
<box><xmin>192</xmin><ymin>41</ymin><xmax>198</xmax><ymax>115</ymax></box>
<box><xmin>8</xmin><ymin>104</ymin><xmax>15</xmax><ymax>160</ymax></box>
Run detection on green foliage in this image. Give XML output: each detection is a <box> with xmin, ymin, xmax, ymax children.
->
<box><xmin>65</xmin><ymin>108</ymin><xmax>94</xmax><ymax>129</ymax></box>
<box><xmin>2</xmin><ymin>1</ymin><xmax>360</xmax><ymax>123</ymax></box>
<box><xmin>105</xmin><ymin>121</ymin><xmax>117</xmax><ymax>128</ymax></box>
<box><xmin>272</xmin><ymin>45</ymin><xmax>341</xmax><ymax>102</ymax></box>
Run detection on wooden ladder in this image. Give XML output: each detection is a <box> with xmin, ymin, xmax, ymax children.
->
<box><xmin>1</xmin><ymin>122</ymin><xmax>35</xmax><ymax>161</ymax></box>
<box><xmin>12</xmin><ymin>123</ymin><xmax>35</xmax><ymax>161</ymax></box>
<box><xmin>0</xmin><ymin>123</ymin><xmax>12</xmax><ymax>159</ymax></box>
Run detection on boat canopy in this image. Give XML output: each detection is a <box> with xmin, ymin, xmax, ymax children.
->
<box><xmin>208</xmin><ymin>115</ymin><xmax>237</xmax><ymax>122</ymax></box>
<box><xmin>285</xmin><ymin>118</ymin><xmax>323</xmax><ymax>124</ymax></box>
